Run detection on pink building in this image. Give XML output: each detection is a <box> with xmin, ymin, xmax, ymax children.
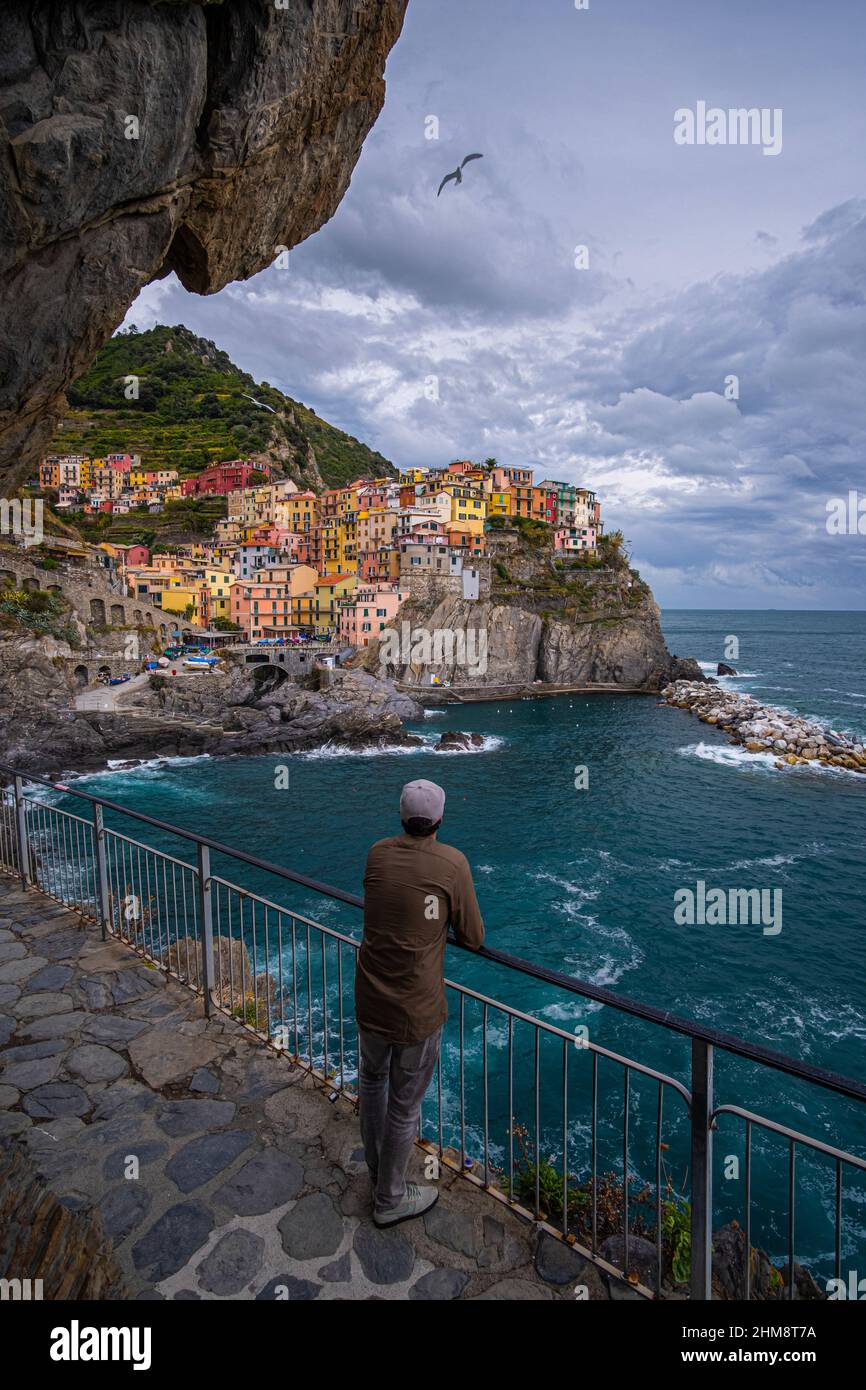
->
<box><xmin>554</xmin><ymin>525</ymin><xmax>597</xmax><ymax>553</ymax></box>
<box><xmin>357</xmin><ymin>483</ymin><xmax>397</xmax><ymax>511</ymax></box>
<box><xmin>338</xmin><ymin>584</ymin><xmax>407</xmax><ymax>649</ymax></box>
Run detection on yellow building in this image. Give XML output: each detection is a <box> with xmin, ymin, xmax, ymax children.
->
<box><xmin>203</xmin><ymin>566</ymin><xmax>234</xmax><ymax>621</ymax></box>
<box><xmin>274</xmin><ymin>490</ymin><xmax>318</xmax><ymax>534</ymax></box>
<box><xmin>161</xmin><ymin>585</ymin><xmax>206</xmax><ymax>624</ymax></box>
<box><xmin>125</xmin><ymin>567</ymin><xmax>173</xmax><ymax>602</ymax></box>
<box><xmin>320</xmin><ymin>514</ymin><xmax>358</xmax><ymax>575</ymax></box>
<box><xmin>293</xmin><ymin>574</ymin><xmax>357</xmax><ymax>634</ymax></box>
<box><xmin>484</xmin><ymin>488</ymin><xmax>511</xmax><ymax>518</ymax></box>
<box><xmin>445</xmin><ymin>483</ymin><xmax>486</xmax><ymax>534</ymax></box>
<box><xmin>129</xmin><ymin>468</ymin><xmax>178</xmax><ymax>488</ymax></box>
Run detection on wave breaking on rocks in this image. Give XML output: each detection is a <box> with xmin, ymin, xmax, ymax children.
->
<box><xmin>661</xmin><ymin>681</ymin><xmax>866</xmax><ymax>774</ymax></box>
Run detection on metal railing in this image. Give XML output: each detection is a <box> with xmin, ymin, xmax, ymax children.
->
<box><xmin>1</xmin><ymin>759</ymin><xmax>865</xmax><ymax>1301</ymax></box>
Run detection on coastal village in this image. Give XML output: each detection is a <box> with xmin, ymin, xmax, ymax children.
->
<box><xmin>36</xmin><ymin>455</ymin><xmax>603</xmax><ymax>649</ymax></box>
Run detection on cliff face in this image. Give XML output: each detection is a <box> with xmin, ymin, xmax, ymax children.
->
<box><xmin>0</xmin><ymin>0</ymin><xmax>408</xmax><ymax>486</ymax></box>
<box><xmin>360</xmin><ymin>529</ymin><xmax>704</xmax><ymax>694</ymax></box>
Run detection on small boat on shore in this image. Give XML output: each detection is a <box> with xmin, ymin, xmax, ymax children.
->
<box><xmin>182</xmin><ymin>655</ymin><xmax>218</xmax><ymax>671</ymax></box>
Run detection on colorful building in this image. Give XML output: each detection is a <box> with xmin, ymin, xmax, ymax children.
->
<box><xmin>230</xmin><ymin>564</ymin><xmax>318</xmax><ymax>640</ymax></box>
<box><xmin>338</xmin><ymin>583</ymin><xmax>407</xmax><ymax>648</ymax></box>
<box><xmin>294</xmin><ymin>574</ymin><xmax>357</xmax><ymax>635</ymax></box>
<box><xmin>183</xmin><ymin>461</ymin><xmax>268</xmax><ymax>497</ymax></box>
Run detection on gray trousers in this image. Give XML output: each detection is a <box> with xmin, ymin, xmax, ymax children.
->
<box><xmin>358</xmin><ymin>1026</ymin><xmax>442</xmax><ymax>1213</ymax></box>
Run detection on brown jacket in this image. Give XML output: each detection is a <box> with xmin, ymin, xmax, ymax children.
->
<box><xmin>355</xmin><ymin>833</ymin><xmax>485</xmax><ymax>1044</ymax></box>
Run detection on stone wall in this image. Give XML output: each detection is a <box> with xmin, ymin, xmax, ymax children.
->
<box><xmin>405</xmin><ymin>561</ymin><xmax>491</xmax><ymax>608</ymax></box>
<box><xmin>0</xmin><ymin>542</ymin><xmax>172</xmax><ymax>641</ymax></box>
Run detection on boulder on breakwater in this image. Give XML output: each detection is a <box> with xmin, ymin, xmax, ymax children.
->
<box><xmin>661</xmin><ymin>681</ymin><xmax>866</xmax><ymax>774</ymax></box>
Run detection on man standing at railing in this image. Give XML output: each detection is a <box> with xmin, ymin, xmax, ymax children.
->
<box><xmin>356</xmin><ymin>777</ymin><xmax>485</xmax><ymax>1228</ymax></box>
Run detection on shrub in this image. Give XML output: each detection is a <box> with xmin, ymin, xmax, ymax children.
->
<box><xmin>661</xmin><ymin>1198</ymin><xmax>692</xmax><ymax>1284</ymax></box>
<box><xmin>0</xmin><ymin>587</ymin><xmax>78</xmax><ymax>644</ymax></box>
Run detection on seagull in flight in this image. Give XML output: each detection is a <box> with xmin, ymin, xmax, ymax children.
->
<box><xmin>438</xmin><ymin>153</ymin><xmax>484</xmax><ymax>197</ymax></box>
<box><xmin>241</xmin><ymin>392</ymin><xmax>278</xmax><ymax>414</ymax></box>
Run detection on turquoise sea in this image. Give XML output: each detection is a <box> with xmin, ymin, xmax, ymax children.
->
<box><xmin>53</xmin><ymin>610</ymin><xmax>866</xmax><ymax>1284</ymax></box>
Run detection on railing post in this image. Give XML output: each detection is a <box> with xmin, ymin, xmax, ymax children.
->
<box><xmin>197</xmin><ymin>842</ymin><xmax>216</xmax><ymax>1016</ymax></box>
<box><xmin>13</xmin><ymin>775</ymin><xmax>31</xmax><ymax>888</ymax></box>
<box><xmin>690</xmin><ymin>1037</ymin><xmax>714</xmax><ymax>1301</ymax></box>
<box><xmin>92</xmin><ymin>804</ymin><xmax>110</xmax><ymax>940</ymax></box>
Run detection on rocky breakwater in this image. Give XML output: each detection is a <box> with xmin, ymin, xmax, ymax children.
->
<box><xmin>662</xmin><ymin>680</ymin><xmax>866</xmax><ymax>774</ymax></box>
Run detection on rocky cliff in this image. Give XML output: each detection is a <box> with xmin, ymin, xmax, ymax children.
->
<box><xmin>0</xmin><ymin>0</ymin><xmax>408</xmax><ymax>486</ymax></box>
<box><xmin>359</xmin><ymin>525</ymin><xmax>704</xmax><ymax>695</ymax></box>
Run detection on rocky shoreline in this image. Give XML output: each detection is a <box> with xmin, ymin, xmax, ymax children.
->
<box><xmin>0</xmin><ymin>646</ymin><xmax>426</xmax><ymax>782</ymax></box>
<box><xmin>662</xmin><ymin>680</ymin><xmax>866</xmax><ymax>774</ymax></box>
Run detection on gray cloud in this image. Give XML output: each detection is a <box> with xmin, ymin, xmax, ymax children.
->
<box><xmin>124</xmin><ymin>0</ymin><xmax>866</xmax><ymax>608</ymax></box>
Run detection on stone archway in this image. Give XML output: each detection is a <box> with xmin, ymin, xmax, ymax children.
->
<box><xmin>97</xmin><ymin>664</ymin><xmax>111</xmax><ymax>680</ymax></box>
<box><xmin>47</xmin><ymin>584</ymin><xmax>62</xmax><ymax>594</ymax></box>
<box><xmin>73</xmin><ymin>664</ymin><xmax>89</xmax><ymax>690</ymax></box>
<box><xmin>132</xmin><ymin>608</ymin><xmax>142</xmax><ymax>623</ymax></box>
<box><xmin>90</xmin><ymin>598</ymin><xmax>106</xmax><ymax>625</ymax></box>
<box><xmin>110</xmin><ymin>603</ymin><xmax>125</xmax><ymax>624</ymax></box>
<box><xmin>21</xmin><ymin>575</ymin><xmax>39</xmax><ymax>592</ymax></box>
<box><xmin>0</xmin><ymin>570</ymin><xmax>17</xmax><ymax>587</ymax></box>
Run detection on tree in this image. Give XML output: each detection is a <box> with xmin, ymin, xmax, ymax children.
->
<box><xmin>213</xmin><ymin>616</ymin><xmax>241</xmax><ymax>632</ymax></box>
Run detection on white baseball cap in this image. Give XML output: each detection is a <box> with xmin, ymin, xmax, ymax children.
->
<box><xmin>400</xmin><ymin>779</ymin><xmax>446</xmax><ymax>824</ymax></box>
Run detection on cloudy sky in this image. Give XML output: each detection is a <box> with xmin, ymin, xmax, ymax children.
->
<box><xmin>126</xmin><ymin>0</ymin><xmax>866</xmax><ymax>608</ymax></box>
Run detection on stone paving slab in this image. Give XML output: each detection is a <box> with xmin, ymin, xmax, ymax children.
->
<box><xmin>0</xmin><ymin>874</ymin><xmax>615</xmax><ymax>1301</ymax></box>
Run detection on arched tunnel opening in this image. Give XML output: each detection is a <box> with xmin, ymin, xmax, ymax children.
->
<box><xmin>250</xmin><ymin>664</ymin><xmax>289</xmax><ymax>697</ymax></box>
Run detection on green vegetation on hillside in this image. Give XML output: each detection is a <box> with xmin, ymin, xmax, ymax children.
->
<box><xmin>0</xmin><ymin>587</ymin><xmax>79</xmax><ymax>645</ymax></box>
<box><xmin>78</xmin><ymin>496</ymin><xmax>229</xmax><ymax>547</ymax></box>
<box><xmin>48</xmin><ymin>323</ymin><xmax>393</xmax><ymax>487</ymax></box>
<box><xmin>487</xmin><ymin>512</ymin><xmax>552</xmax><ymax>548</ymax></box>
